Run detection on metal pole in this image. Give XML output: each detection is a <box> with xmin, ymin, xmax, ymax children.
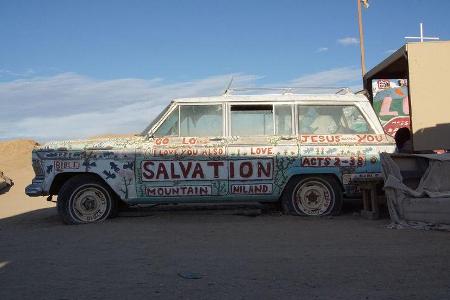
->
<box><xmin>357</xmin><ymin>0</ymin><xmax>366</xmax><ymax>77</ymax></box>
<box><xmin>420</xmin><ymin>22</ymin><xmax>424</xmax><ymax>42</ymax></box>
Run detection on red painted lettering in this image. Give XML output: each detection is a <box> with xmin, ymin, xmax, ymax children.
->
<box><xmin>257</xmin><ymin>161</ymin><xmax>271</xmax><ymax>177</ymax></box>
<box><xmin>207</xmin><ymin>161</ymin><xmax>224</xmax><ymax>178</ymax></box>
<box><xmin>155</xmin><ymin>138</ymin><xmax>169</xmax><ymax>145</ymax></box>
<box><xmin>179</xmin><ymin>162</ymin><xmax>192</xmax><ymax>178</ymax></box>
<box><xmin>142</xmin><ymin>161</ymin><xmax>155</xmax><ymax>179</ymax></box>
<box><xmin>334</xmin><ymin>158</ymin><xmax>341</xmax><ymax>166</ymax></box>
<box><xmin>327</xmin><ymin>136</ymin><xmax>336</xmax><ymax>143</ymax></box>
<box><xmin>357</xmin><ymin>135</ymin><xmax>366</xmax><ymax>143</ymax></box>
<box><xmin>240</xmin><ymin>162</ymin><xmax>253</xmax><ymax>178</ymax></box>
<box><xmin>191</xmin><ymin>163</ymin><xmax>205</xmax><ymax>179</ymax></box>
<box><xmin>317</xmin><ymin>157</ymin><xmax>324</xmax><ymax>166</ymax></box>
<box><xmin>302</xmin><ymin>157</ymin><xmax>310</xmax><ymax>166</ymax></box>
<box><xmin>358</xmin><ymin>156</ymin><xmax>365</xmax><ymax>167</ymax></box>
<box><xmin>251</xmin><ymin>147</ymin><xmax>274</xmax><ymax>155</ymax></box>
<box><xmin>182</xmin><ymin>138</ymin><xmax>197</xmax><ymax>145</ymax></box>
<box><xmin>229</xmin><ymin>161</ymin><xmax>235</xmax><ymax>178</ymax></box>
<box><xmin>156</xmin><ymin>163</ymin><xmax>169</xmax><ymax>179</ymax></box>
<box><xmin>170</xmin><ymin>163</ymin><xmax>180</xmax><ymax>179</ymax></box>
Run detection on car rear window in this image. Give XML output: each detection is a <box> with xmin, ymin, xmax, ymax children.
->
<box><xmin>298</xmin><ymin>105</ymin><xmax>374</xmax><ymax>134</ymax></box>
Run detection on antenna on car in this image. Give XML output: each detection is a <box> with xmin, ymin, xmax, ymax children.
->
<box><xmin>223</xmin><ymin>76</ymin><xmax>234</xmax><ymax>95</ymax></box>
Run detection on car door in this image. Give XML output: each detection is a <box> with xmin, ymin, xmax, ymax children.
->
<box><xmin>226</xmin><ymin>103</ymin><xmax>298</xmax><ymax>200</ymax></box>
<box><xmin>297</xmin><ymin>103</ymin><xmax>383</xmax><ymax>194</ymax></box>
<box><xmin>136</xmin><ymin>102</ymin><xmax>228</xmax><ymax>201</ymax></box>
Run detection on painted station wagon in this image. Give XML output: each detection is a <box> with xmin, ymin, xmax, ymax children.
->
<box><xmin>26</xmin><ymin>91</ymin><xmax>395</xmax><ymax>224</ymax></box>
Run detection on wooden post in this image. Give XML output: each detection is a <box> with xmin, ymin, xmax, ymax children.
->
<box><xmin>357</xmin><ymin>0</ymin><xmax>366</xmax><ymax>78</ymax></box>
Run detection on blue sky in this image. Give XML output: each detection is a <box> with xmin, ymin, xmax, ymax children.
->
<box><xmin>1</xmin><ymin>0</ymin><xmax>449</xmax><ymax>140</ymax></box>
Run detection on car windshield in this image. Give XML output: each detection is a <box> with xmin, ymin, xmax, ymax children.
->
<box><xmin>140</xmin><ymin>103</ymin><xmax>172</xmax><ymax>136</ymax></box>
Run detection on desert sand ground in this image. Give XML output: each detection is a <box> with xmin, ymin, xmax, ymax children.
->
<box><xmin>1</xmin><ymin>140</ymin><xmax>450</xmax><ymax>300</ymax></box>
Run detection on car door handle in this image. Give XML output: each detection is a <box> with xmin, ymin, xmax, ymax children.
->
<box><xmin>280</xmin><ymin>136</ymin><xmax>296</xmax><ymax>140</ymax></box>
<box><xmin>209</xmin><ymin>137</ymin><xmax>224</xmax><ymax>141</ymax></box>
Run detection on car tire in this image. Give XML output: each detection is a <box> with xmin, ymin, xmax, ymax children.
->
<box><xmin>281</xmin><ymin>175</ymin><xmax>342</xmax><ymax>216</ymax></box>
<box><xmin>57</xmin><ymin>174</ymin><xmax>118</xmax><ymax>225</ymax></box>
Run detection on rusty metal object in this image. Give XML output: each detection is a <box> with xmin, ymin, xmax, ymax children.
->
<box><xmin>0</xmin><ymin>171</ymin><xmax>13</xmax><ymax>192</ymax></box>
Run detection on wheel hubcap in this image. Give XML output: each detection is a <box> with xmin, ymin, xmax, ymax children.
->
<box><xmin>72</xmin><ymin>186</ymin><xmax>108</xmax><ymax>222</ymax></box>
<box><xmin>82</xmin><ymin>197</ymin><xmax>96</xmax><ymax>210</ymax></box>
<box><xmin>294</xmin><ymin>180</ymin><xmax>333</xmax><ymax>215</ymax></box>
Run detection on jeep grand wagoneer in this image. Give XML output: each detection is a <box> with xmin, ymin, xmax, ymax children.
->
<box><xmin>26</xmin><ymin>91</ymin><xmax>395</xmax><ymax>224</ymax></box>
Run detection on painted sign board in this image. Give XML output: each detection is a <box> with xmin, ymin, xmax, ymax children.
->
<box><xmin>141</xmin><ymin>159</ymin><xmax>273</xmax><ymax>181</ymax></box>
<box><xmin>372</xmin><ymin>79</ymin><xmax>411</xmax><ymax>137</ymax></box>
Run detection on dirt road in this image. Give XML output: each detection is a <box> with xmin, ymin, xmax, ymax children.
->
<box><xmin>1</xmin><ymin>202</ymin><xmax>450</xmax><ymax>300</ymax></box>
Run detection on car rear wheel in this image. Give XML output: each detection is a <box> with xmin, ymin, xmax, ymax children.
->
<box><xmin>57</xmin><ymin>175</ymin><xmax>118</xmax><ymax>225</ymax></box>
<box><xmin>282</xmin><ymin>175</ymin><xmax>342</xmax><ymax>216</ymax></box>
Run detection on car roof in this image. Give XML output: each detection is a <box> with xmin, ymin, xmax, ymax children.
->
<box><xmin>172</xmin><ymin>93</ymin><xmax>369</xmax><ymax>103</ymax></box>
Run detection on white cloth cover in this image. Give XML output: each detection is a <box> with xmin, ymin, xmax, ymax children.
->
<box><xmin>381</xmin><ymin>153</ymin><xmax>450</xmax><ymax>230</ymax></box>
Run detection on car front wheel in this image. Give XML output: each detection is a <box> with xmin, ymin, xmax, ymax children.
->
<box><xmin>57</xmin><ymin>175</ymin><xmax>117</xmax><ymax>225</ymax></box>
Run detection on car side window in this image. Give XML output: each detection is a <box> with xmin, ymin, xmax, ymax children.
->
<box><xmin>341</xmin><ymin>106</ymin><xmax>374</xmax><ymax>133</ymax></box>
<box><xmin>230</xmin><ymin>105</ymin><xmax>274</xmax><ymax>136</ymax></box>
<box><xmin>298</xmin><ymin>105</ymin><xmax>374</xmax><ymax>134</ymax></box>
<box><xmin>179</xmin><ymin>104</ymin><xmax>223</xmax><ymax>137</ymax></box>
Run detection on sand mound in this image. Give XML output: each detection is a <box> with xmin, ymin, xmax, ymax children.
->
<box><xmin>0</xmin><ymin>139</ymin><xmax>39</xmax><ymax>193</ymax></box>
<box><xmin>0</xmin><ymin>139</ymin><xmax>39</xmax><ymax>174</ymax></box>
<box><xmin>0</xmin><ymin>139</ymin><xmax>52</xmax><ymax>219</ymax></box>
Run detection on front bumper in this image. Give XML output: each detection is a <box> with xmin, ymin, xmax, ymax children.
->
<box><xmin>25</xmin><ymin>180</ymin><xmax>46</xmax><ymax>197</ymax></box>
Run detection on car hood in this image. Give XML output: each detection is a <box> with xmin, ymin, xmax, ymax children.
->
<box><xmin>36</xmin><ymin>136</ymin><xmax>147</xmax><ymax>151</ymax></box>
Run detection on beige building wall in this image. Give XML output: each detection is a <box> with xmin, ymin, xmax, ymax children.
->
<box><xmin>407</xmin><ymin>42</ymin><xmax>450</xmax><ymax>151</ymax></box>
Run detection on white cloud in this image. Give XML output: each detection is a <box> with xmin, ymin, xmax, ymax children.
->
<box><xmin>316</xmin><ymin>47</ymin><xmax>329</xmax><ymax>53</ymax></box>
<box><xmin>337</xmin><ymin>37</ymin><xmax>359</xmax><ymax>46</ymax></box>
<box><xmin>0</xmin><ymin>73</ymin><xmax>259</xmax><ymax>141</ymax></box>
<box><xmin>384</xmin><ymin>49</ymin><xmax>396</xmax><ymax>55</ymax></box>
<box><xmin>289</xmin><ymin>66</ymin><xmax>361</xmax><ymax>91</ymax></box>
<box><xmin>0</xmin><ymin>68</ymin><xmax>362</xmax><ymax>141</ymax></box>
<box><xmin>0</xmin><ymin>68</ymin><xmax>35</xmax><ymax>78</ymax></box>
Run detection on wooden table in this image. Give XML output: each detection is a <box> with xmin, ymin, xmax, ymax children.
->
<box><xmin>352</xmin><ymin>177</ymin><xmax>384</xmax><ymax>220</ymax></box>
